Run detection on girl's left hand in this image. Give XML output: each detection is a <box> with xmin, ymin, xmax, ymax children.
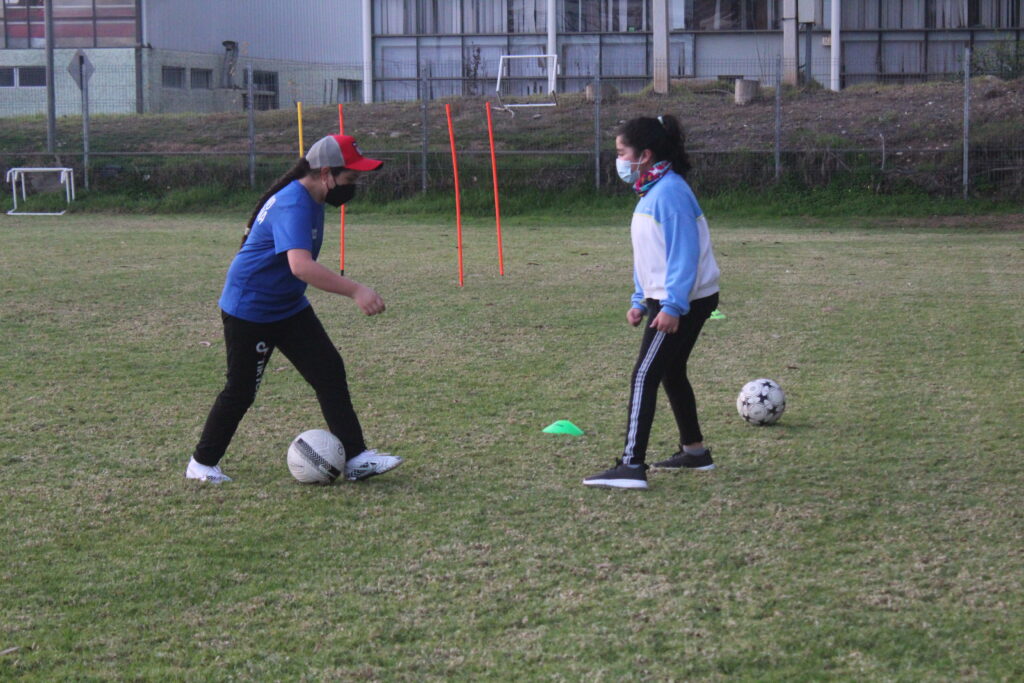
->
<box><xmin>649</xmin><ymin>311</ymin><xmax>679</xmax><ymax>334</ymax></box>
<box><xmin>354</xmin><ymin>285</ymin><xmax>386</xmax><ymax>316</ymax></box>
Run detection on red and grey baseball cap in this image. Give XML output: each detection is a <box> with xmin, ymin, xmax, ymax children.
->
<box><xmin>305</xmin><ymin>134</ymin><xmax>383</xmax><ymax>171</ymax></box>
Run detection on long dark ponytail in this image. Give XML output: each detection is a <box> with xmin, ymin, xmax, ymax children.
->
<box><xmin>240</xmin><ymin>158</ymin><xmax>312</xmax><ymax>248</ymax></box>
<box><xmin>617</xmin><ymin>114</ymin><xmax>691</xmax><ymax>179</ymax></box>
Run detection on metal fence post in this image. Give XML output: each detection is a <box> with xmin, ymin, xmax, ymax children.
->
<box><xmin>81</xmin><ymin>59</ymin><xmax>90</xmax><ymax>191</ymax></box>
<box><xmin>247</xmin><ymin>63</ymin><xmax>256</xmax><ymax>190</ymax></box>
<box><xmin>962</xmin><ymin>47</ymin><xmax>971</xmax><ymax>201</ymax></box>
<box><xmin>594</xmin><ymin>67</ymin><xmax>602</xmax><ymax>191</ymax></box>
<box><xmin>775</xmin><ymin>55</ymin><xmax>782</xmax><ymax>181</ymax></box>
<box><xmin>45</xmin><ymin>0</ymin><xmax>56</xmax><ymax>155</ymax></box>
<box><xmin>420</xmin><ymin>66</ymin><xmax>429</xmax><ymax>194</ymax></box>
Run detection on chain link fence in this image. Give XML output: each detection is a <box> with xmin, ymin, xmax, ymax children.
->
<box><xmin>1</xmin><ymin>52</ymin><xmax>1022</xmax><ymax>205</ymax></box>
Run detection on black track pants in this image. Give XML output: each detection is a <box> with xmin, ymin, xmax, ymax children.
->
<box><xmin>192</xmin><ymin>306</ymin><xmax>366</xmax><ymax>466</ymax></box>
<box><xmin>621</xmin><ymin>293</ymin><xmax>718</xmax><ymax>466</ymax></box>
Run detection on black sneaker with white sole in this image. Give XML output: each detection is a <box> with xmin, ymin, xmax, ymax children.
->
<box><xmin>582</xmin><ymin>460</ymin><xmax>649</xmax><ymax>490</ymax></box>
<box><xmin>651</xmin><ymin>448</ymin><xmax>715</xmax><ymax>471</ymax></box>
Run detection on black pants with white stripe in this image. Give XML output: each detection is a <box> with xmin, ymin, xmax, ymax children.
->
<box><xmin>621</xmin><ymin>293</ymin><xmax>718</xmax><ymax>466</ymax></box>
<box><xmin>192</xmin><ymin>306</ymin><xmax>366</xmax><ymax>466</ymax></box>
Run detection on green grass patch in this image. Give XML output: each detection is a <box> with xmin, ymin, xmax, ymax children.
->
<box><xmin>4</xmin><ymin>181</ymin><xmax>1019</xmax><ymax>223</ymax></box>
<box><xmin>1</xmin><ymin>212</ymin><xmax>1022</xmax><ymax>679</ymax></box>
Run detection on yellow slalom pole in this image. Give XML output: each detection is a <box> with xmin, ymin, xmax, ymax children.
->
<box><xmin>296</xmin><ymin>101</ymin><xmax>304</xmax><ymax>155</ymax></box>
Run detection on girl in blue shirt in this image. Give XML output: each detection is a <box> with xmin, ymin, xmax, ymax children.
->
<box><xmin>584</xmin><ymin>115</ymin><xmax>721</xmax><ymax>490</ymax></box>
<box><xmin>186</xmin><ymin>134</ymin><xmax>402</xmax><ymax>484</ymax></box>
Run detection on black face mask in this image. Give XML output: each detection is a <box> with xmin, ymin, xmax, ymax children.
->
<box><xmin>324</xmin><ymin>183</ymin><xmax>356</xmax><ymax>208</ymax></box>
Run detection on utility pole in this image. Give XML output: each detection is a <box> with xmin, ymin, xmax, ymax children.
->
<box><xmin>782</xmin><ymin>0</ymin><xmax>799</xmax><ymax>86</ymax></box>
<box><xmin>652</xmin><ymin>0</ymin><xmax>669</xmax><ymax>94</ymax></box>
<box><xmin>45</xmin><ymin>0</ymin><xmax>57</xmax><ymax>154</ymax></box>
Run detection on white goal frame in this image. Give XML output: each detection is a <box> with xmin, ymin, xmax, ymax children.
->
<box><xmin>6</xmin><ymin>167</ymin><xmax>76</xmax><ymax>216</ymax></box>
<box><xmin>495</xmin><ymin>54</ymin><xmax>559</xmax><ymax>115</ymax></box>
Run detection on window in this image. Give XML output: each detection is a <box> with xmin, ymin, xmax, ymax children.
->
<box><xmin>880</xmin><ymin>1</ymin><xmax>926</xmax><ymax>29</ymax></box>
<box><xmin>2</xmin><ymin>0</ymin><xmax>44</xmax><ymax>48</ymax></box>
<box><xmin>507</xmin><ymin>0</ymin><xmax>547</xmax><ymax>32</ymax></box>
<box><xmin>563</xmin><ymin>0</ymin><xmax>650</xmax><ymax>33</ymax></box>
<box><xmin>91</xmin><ymin>0</ymin><xmax>136</xmax><ymax>47</ymax></box>
<box><xmin>0</xmin><ymin>66</ymin><xmax>47</xmax><ymax>87</ymax></box>
<box><xmin>691</xmin><ymin>0</ymin><xmax>778</xmax><ymax>30</ymax></box>
<box><xmin>190</xmin><ymin>68</ymin><xmax>212</xmax><ymax>90</ymax></box>
<box><xmin>928</xmin><ymin>0</ymin><xmax>968</xmax><ymax>28</ymax></box>
<box><xmin>843</xmin><ymin>1</ymin><xmax>1019</xmax><ymax>30</ymax></box>
<box><xmin>374</xmin><ymin>0</ymin><xmax>413</xmax><ymax>34</ymax></box>
<box><xmin>463</xmin><ymin>0</ymin><xmax>502</xmax><ymax>32</ymax></box>
<box><xmin>244</xmin><ymin>69</ymin><xmax>279</xmax><ymax>110</ymax></box>
<box><xmin>19</xmin><ymin>65</ymin><xmax>45</xmax><ymax>86</ymax></box>
<box><xmin>162</xmin><ymin>66</ymin><xmax>185</xmax><ymax>89</ymax></box>
<box><xmin>2</xmin><ymin>0</ymin><xmax>135</xmax><ymax>48</ymax></box>
<box><xmin>53</xmin><ymin>0</ymin><xmax>96</xmax><ymax>47</ymax></box>
<box><xmin>971</xmin><ymin>0</ymin><xmax>1021</xmax><ymax>27</ymax></box>
<box><xmin>418</xmin><ymin>0</ymin><xmax>460</xmax><ymax>33</ymax></box>
<box><xmin>336</xmin><ymin>78</ymin><xmax>362</xmax><ymax>103</ymax></box>
<box><xmin>377</xmin><ymin>0</ymin><xmax>550</xmax><ymax>34</ymax></box>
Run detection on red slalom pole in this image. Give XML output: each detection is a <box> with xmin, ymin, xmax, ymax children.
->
<box><xmin>485</xmin><ymin>102</ymin><xmax>505</xmax><ymax>276</ymax></box>
<box><xmin>445</xmin><ymin>103</ymin><xmax>464</xmax><ymax>287</ymax></box>
<box><xmin>338</xmin><ymin>103</ymin><xmax>346</xmax><ymax>275</ymax></box>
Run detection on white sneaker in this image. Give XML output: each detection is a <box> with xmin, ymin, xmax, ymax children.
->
<box><xmin>345</xmin><ymin>449</ymin><xmax>403</xmax><ymax>481</ymax></box>
<box><xmin>185</xmin><ymin>456</ymin><xmax>233</xmax><ymax>483</ymax></box>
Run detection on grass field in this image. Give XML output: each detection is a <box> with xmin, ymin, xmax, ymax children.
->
<box><xmin>1</xmin><ymin>210</ymin><xmax>1022</xmax><ymax>680</ymax></box>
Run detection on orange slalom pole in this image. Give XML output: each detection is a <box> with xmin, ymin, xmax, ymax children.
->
<box><xmin>445</xmin><ymin>103</ymin><xmax>464</xmax><ymax>287</ymax></box>
<box><xmin>485</xmin><ymin>102</ymin><xmax>505</xmax><ymax>276</ymax></box>
<box><xmin>338</xmin><ymin>103</ymin><xmax>346</xmax><ymax>275</ymax></box>
<box><xmin>296</xmin><ymin>101</ymin><xmax>304</xmax><ymax>155</ymax></box>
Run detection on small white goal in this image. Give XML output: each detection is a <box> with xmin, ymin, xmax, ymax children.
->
<box><xmin>494</xmin><ymin>54</ymin><xmax>559</xmax><ymax>115</ymax></box>
<box><xmin>5</xmin><ymin>167</ymin><xmax>76</xmax><ymax>216</ymax></box>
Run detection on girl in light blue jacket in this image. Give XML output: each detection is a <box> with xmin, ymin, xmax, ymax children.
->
<box><xmin>584</xmin><ymin>115</ymin><xmax>721</xmax><ymax>490</ymax></box>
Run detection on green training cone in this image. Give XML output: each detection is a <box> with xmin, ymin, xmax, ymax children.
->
<box><xmin>542</xmin><ymin>420</ymin><xmax>585</xmax><ymax>436</ymax></box>
<box><xmin>710</xmin><ymin>309</ymin><xmax>726</xmax><ymax>320</ymax></box>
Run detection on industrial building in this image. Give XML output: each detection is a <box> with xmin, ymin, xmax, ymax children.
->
<box><xmin>0</xmin><ymin>0</ymin><xmax>362</xmax><ymax>116</ymax></box>
<box><xmin>1</xmin><ymin>1</ymin><xmax>1020</xmax><ymax>116</ymax></box>
<box><xmin>367</xmin><ymin>0</ymin><xmax>1023</xmax><ymax>100</ymax></box>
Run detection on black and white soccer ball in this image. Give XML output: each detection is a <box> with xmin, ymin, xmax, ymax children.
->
<box><xmin>286</xmin><ymin>429</ymin><xmax>345</xmax><ymax>484</ymax></box>
<box><xmin>736</xmin><ymin>378</ymin><xmax>786</xmax><ymax>425</ymax></box>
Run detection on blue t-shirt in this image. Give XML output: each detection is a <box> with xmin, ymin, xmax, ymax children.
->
<box><xmin>219</xmin><ymin>180</ymin><xmax>325</xmax><ymax>322</ymax></box>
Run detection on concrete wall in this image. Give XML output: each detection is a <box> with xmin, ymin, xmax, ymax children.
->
<box><xmin>140</xmin><ymin>49</ymin><xmax>244</xmax><ymax>114</ymax></box>
<box><xmin>142</xmin><ymin>48</ymin><xmax>362</xmax><ymax>114</ymax></box>
<box><xmin>690</xmin><ymin>33</ymin><xmax>782</xmax><ymax>83</ymax></box>
<box><xmin>143</xmin><ymin>0</ymin><xmax>362</xmax><ymax>65</ymax></box>
<box><xmin>0</xmin><ymin>48</ymin><xmax>136</xmax><ymax>116</ymax></box>
<box><xmin>680</xmin><ymin>28</ymin><xmax>1016</xmax><ymax>87</ymax></box>
<box><xmin>0</xmin><ymin>45</ymin><xmax>364</xmax><ymax>117</ymax></box>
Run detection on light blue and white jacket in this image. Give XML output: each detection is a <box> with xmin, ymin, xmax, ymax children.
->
<box><xmin>630</xmin><ymin>170</ymin><xmax>720</xmax><ymax>317</ymax></box>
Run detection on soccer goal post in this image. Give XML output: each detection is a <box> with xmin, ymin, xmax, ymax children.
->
<box><xmin>495</xmin><ymin>54</ymin><xmax>559</xmax><ymax>114</ymax></box>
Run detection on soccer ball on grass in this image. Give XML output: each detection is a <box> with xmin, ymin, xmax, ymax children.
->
<box><xmin>736</xmin><ymin>378</ymin><xmax>786</xmax><ymax>425</ymax></box>
<box><xmin>287</xmin><ymin>429</ymin><xmax>345</xmax><ymax>484</ymax></box>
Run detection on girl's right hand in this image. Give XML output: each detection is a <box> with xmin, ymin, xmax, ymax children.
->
<box><xmin>354</xmin><ymin>285</ymin><xmax>386</xmax><ymax>316</ymax></box>
<box><xmin>627</xmin><ymin>308</ymin><xmax>644</xmax><ymax>327</ymax></box>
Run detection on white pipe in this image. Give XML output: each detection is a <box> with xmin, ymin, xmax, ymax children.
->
<box><xmin>139</xmin><ymin>0</ymin><xmax>148</xmax><ymax>46</ymax></box>
<box><xmin>362</xmin><ymin>0</ymin><xmax>373</xmax><ymax>104</ymax></box>
<box><xmin>830</xmin><ymin>0</ymin><xmax>841</xmax><ymax>91</ymax></box>
<box><xmin>547</xmin><ymin>0</ymin><xmax>556</xmax><ymax>94</ymax></box>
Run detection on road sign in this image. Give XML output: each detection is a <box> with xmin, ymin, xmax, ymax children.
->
<box><xmin>67</xmin><ymin>50</ymin><xmax>94</xmax><ymax>90</ymax></box>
